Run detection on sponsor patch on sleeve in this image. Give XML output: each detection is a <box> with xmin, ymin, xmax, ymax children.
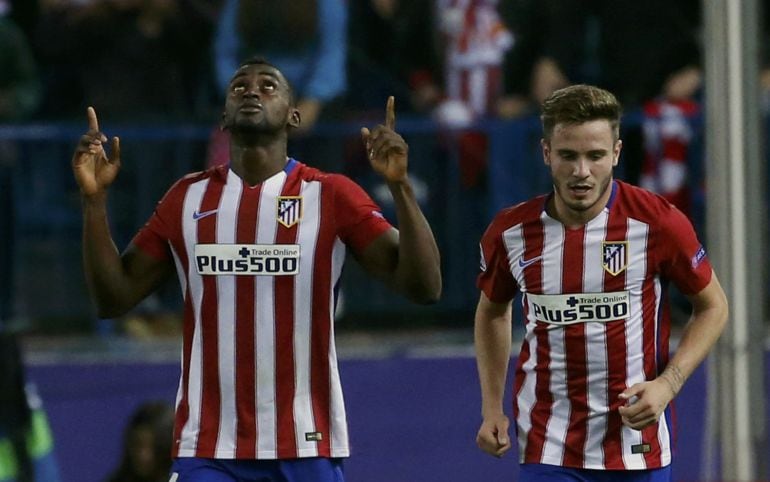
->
<box><xmin>691</xmin><ymin>245</ymin><xmax>707</xmax><ymax>268</ymax></box>
<box><xmin>479</xmin><ymin>244</ymin><xmax>487</xmax><ymax>272</ymax></box>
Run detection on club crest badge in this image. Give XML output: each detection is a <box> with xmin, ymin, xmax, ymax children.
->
<box><xmin>277</xmin><ymin>196</ymin><xmax>302</xmax><ymax>228</ymax></box>
<box><xmin>602</xmin><ymin>241</ymin><xmax>628</xmax><ymax>276</ymax></box>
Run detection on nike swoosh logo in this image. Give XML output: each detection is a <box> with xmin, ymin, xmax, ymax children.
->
<box><xmin>192</xmin><ymin>209</ymin><xmax>218</xmax><ymax>220</ymax></box>
<box><xmin>518</xmin><ymin>256</ymin><xmax>542</xmax><ymax>269</ymax></box>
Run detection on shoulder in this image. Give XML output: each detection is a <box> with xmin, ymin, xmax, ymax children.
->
<box><xmin>294</xmin><ymin>163</ymin><xmax>366</xmax><ymax>193</ymax></box>
<box><xmin>484</xmin><ymin>195</ymin><xmax>546</xmax><ymax>239</ymax></box>
<box><xmin>611</xmin><ymin>180</ymin><xmax>679</xmax><ymax>222</ymax></box>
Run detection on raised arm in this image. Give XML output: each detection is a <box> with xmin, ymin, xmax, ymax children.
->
<box><xmin>474</xmin><ymin>292</ymin><xmax>513</xmax><ymax>458</ymax></box>
<box><xmin>356</xmin><ymin>96</ymin><xmax>441</xmax><ymax>304</ymax></box>
<box><xmin>619</xmin><ymin>272</ymin><xmax>728</xmax><ymax>429</ymax></box>
<box><xmin>72</xmin><ymin>107</ymin><xmax>171</xmax><ymax>318</ymax></box>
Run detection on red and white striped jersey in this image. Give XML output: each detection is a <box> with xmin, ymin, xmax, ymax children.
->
<box><xmin>477</xmin><ymin>180</ymin><xmax>712</xmax><ymax>470</ymax></box>
<box><xmin>132</xmin><ymin>159</ymin><xmax>391</xmax><ymax>460</ymax></box>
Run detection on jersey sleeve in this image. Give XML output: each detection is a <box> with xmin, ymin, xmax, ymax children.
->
<box><xmin>477</xmin><ymin>219</ymin><xmax>517</xmax><ymax>303</ymax></box>
<box><xmin>131</xmin><ymin>179</ymin><xmax>187</xmax><ymax>261</ymax></box>
<box><xmin>656</xmin><ymin>203</ymin><xmax>713</xmax><ymax>295</ymax></box>
<box><xmin>331</xmin><ymin>174</ymin><xmax>392</xmax><ymax>254</ymax></box>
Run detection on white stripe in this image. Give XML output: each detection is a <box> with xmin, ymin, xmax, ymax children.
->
<box><xmin>583</xmin><ymin>212</ymin><xmax>610</xmax><ymax>469</ymax></box>
<box><xmin>619</xmin><ymin>218</ymin><xmax>650</xmax><ymax>468</ymax></box>
<box><xmin>469</xmin><ymin>67</ymin><xmax>488</xmax><ymax>116</ymax></box>
<box><xmin>214</xmin><ymin>171</ymin><xmax>242</xmax><ymax>457</ymax></box>
<box><xmin>503</xmin><ymin>224</ymin><xmax>526</xmax><ymax>291</ymax></box>
<box><xmin>178</xmin><ymin>178</ymin><xmax>209</xmax><ymax>455</ymax></box>
<box><xmin>255</xmin><ymin>172</ymin><xmax>287</xmax><ymax>457</ymax></box>
<box><xmin>540</xmin><ymin>220</ymin><xmax>568</xmax><ymax>465</ymax></box>
<box><xmin>293</xmin><ymin>181</ymin><xmax>321</xmax><ymax>456</ymax></box>
<box><xmin>329</xmin><ymin>237</ymin><xmax>349</xmax><ymax>455</ymax></box>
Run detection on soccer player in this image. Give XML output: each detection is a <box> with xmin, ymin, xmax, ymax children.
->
<box><xmin>474</xmin><ymin>84</ymin><xmax>728</xmax><ymax>481</ymax></box>
<box><xmin>71</xmin><ymin>58</ymin><xmax>441</xmax><ymax>482</ymax></box>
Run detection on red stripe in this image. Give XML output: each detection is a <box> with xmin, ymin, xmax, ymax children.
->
<box><xmin>195</xmin><ymin>179</ymin><xmax>225</xmax><ymax>457</ymax></box>
<box><xmin>602</xmin><ymin>216</ymin><xmax>629</xmax><ymax>469</ymax></box>
<box><xmin>561</xmin><ymin>228</ymin><xmax>588</xmax><ymax>467</ymax></box>
<box><xmin>310</xmin><ymin>183</ymin><xmax>333</xmax><ymax>456</ymax></box>
<box><xmin>234</xmin><ymin>185</ymin><xmax>261</xmax><ymax>458</ymax></box>
<box><xmin>521</xmin><ymin>219</ymin><xmax>551</xmax><ymax>462</ymax></box>
<box><xmin>274</xmin><ymin>177</ymin><xmax>301</xmax><ymax>458</ymax></box>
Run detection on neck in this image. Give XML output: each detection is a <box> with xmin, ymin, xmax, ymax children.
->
<box><xmin>228</xmin><ymin>131</ymin><xmax>289</xmax><ymax>186</ymax></box>
<box><xmin>550</xmin><ymin>180</ymin><xmax>613</xmax><ymax>229</ymax></box>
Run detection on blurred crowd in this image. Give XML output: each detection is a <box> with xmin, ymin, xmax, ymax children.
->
<box><xmin>4</xmin><ymin>0</ymin><xmax>770</xmax><ymax>211</ymax></box>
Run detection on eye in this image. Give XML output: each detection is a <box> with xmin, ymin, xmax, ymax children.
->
<box><xmin>231</xmin><ymin>85</ymin><xmax>246</xmax><ymax>94</ymax></box>
<box><xmin>260</xmin><ymin>81</ymin><xmax>277</xmax><ymax>93</ymax></box>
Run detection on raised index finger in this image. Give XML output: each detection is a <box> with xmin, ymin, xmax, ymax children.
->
<box><xmin>87</xmin><ymin>106</ymin><xmax>99</xmax><ymax>132</ymax></box>
<box><xmin>385</xmin><ymin>96</ymin><xmax>395</xmax><ymax>129</ymax></box>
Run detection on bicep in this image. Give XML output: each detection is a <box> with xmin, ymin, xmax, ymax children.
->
<box><xmin>686</xmin><ymin>271</ymin><xmax>728</xmax><ymax>316</ymax></box>
<box><xmin>121</xmin><ymin>243</ymin><xmax>174</xmax><ymax>301</ymax></box>
<box><xmin>353</xmin><ymin>227</ymin><xmax>399</xmax><ymax>280</ymax></box>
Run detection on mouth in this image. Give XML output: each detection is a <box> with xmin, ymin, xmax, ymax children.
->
<box><xmin>567</xmin><ymin>184</ymin><xmax>593</xmax><ymax>198</ymax></box>
<box><xmin>239</xmin><ymin>103</ymin><xmax>263</xmax><ymax>114</ymax></box>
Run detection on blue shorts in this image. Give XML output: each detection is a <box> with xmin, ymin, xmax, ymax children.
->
<box><xmin>170</xmin><ymin>457</ymin><xmax>345</xmax><ymax>482</ymax></box>
<box><xmin>519</xmin><ymin>463</ymin><xmax>671</xmax><ymax>482</ymax></box>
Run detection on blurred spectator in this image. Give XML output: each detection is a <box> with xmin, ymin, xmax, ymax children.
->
<box><xmin>640</xmin><ymin>85</ymin><xmax>701</xmax><ymax>219</ymax></box>
<box><xmin>34</xmin><ymin>0</ymin><xmax>215</xmax><ymax>121</ymax></box>
<box><xmin>213</xmin><ymin>0</ymin><xmax>347</xmax><ymax>133</ymax></box>
<box><xmin>497</xmin><ymin>0</ymin><xmax>701</xmax><ymax>189</ymax></box>
<box><xmin>0</xmin><ymin>8</ymin><xmax>60</xmax><ymax>482</ymax></box>
<box><xmin>346</xmin><ymin>0</ymin><xmax>442</xmax><ymax>116</ymax></box>
<box><xmin>0</xmin><ymin>0</ymin><xmax>41</xmax><ymax>121</ymax></box>
<box><xmin>0</xmin><ymin>336</ymin><xmax>62</xmax><ymax>482</ymax></box>
<box><xmin>497</xmin><ymin>0</ymin><xmax>701</xmax><ymax>118</ymax></box>
<box><xmin>435</xmin><ymin>0</ymin><xmax>513</xmax><ymax>124</ymax></box>
<box><xmin>105</xmin><ymin>401</ymin><xmax>175</xmax><ymax>482</ymax></box>
<box><xmin>434</xmin><ymin>0</ymin><xmax>513</xmax><ymax>189</ymax></box>
<box><xmin>207</xmin><ymin>0</ymin><xmax>348</xmax><ymax>169</ymax></box>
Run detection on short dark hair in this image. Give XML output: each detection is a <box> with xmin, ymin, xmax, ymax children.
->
<box><xmin>234</xmin><ymin>56</ymin><xmax>296</xmax><ymax>105</ymax></box>
<box><xmin>541</xmin><ymin>85</ymin><xmax>622</xmax><ymax>141</ymax></box>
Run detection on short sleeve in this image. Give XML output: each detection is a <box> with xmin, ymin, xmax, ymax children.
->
<box><xmin>131</xmin><ymin>179</ymin><xmax>186</xmax><ymax>260</ymax></box>
<box><xmin>657</xmin><ymin>204</ymin><xmax>712</xmax><ymax>295</ymax></box>
<box><xmin>476</xmin><ymin>221</ymin><xmax>517</xmax><ymax>303</ymax></box>
<box><xmin>332</xmin><ymin>175</ymin><xmax>392</xmax><ymax>254</ymax></box>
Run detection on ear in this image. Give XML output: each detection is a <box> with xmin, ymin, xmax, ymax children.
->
<box><xmin>613</xmin><ymin>139</ymin><xmax>623</xmax><ymax>166</ymax></box>
<box><xmin>288</xmin><ymin>107</ymin><xmax>301</xmax><ymax>129</ymax></box>
<box><xmin>219</xmin><ymin>111</ymin><xmax>227</xmax><ymax>131</ymax></box>
<box><xmin>541</xmin><ymin>138</ymin><xmax>551</xmax><ymax>166</ymax></box>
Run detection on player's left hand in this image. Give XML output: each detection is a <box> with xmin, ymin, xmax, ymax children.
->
<box><xmin>617</xmin><ymin>379</ymin><xmax>674</xmax><ymax>430</ymax></box>
<box><xmin>361</xmin><ymin>96</ymin><xmax>408</xmax><ymax>183</ymax></box>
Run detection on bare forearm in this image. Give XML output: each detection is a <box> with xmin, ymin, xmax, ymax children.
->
<box><xmin>387</xmin><ymin>180</ymin><xmax>441</xmax><ymax>303</ymax></box>
<box><xmin>475</xmin><ymin>311</ymin><xmax>512</xmax><ymax>417</ymax></box>
<box><xmin>661</xmin><ymin>287</ymin><xmax>728</xmax><ymax>395</ymax></box>
<box><xmin>81</xmin><ymin>195</ymin><xmax>133</xmax><ymax>316</ymax></box>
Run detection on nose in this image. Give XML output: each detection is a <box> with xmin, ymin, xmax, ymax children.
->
<box><xmin>574</xmin><ymin>158</ymin><xmax>590</xmax><ymax>178</ymax></box>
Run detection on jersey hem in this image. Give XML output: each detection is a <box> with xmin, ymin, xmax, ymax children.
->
<box><xmin>174</xmin><ymin>447</ymin><xmax>351</xmax><ymax>459</ymax></box>
<box><xmin>527</xmin><ymin>456</ymin><xmax>671</xmax><ymax>470</ymax></box>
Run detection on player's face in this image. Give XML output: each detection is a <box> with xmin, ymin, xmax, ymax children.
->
<box><xmin>222</xmin><ymin>64</ymin><xmax>299</xmax><ymax>134</ymax></box>
<box><xmin>542</xmin><ymin>119</ymin><xmax>621</xmax><ymax>225</ymax></box>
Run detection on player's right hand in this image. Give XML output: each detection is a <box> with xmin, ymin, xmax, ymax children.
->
<box><xmin>72</xmin><ymin>106</ymin><xmax>121</xmax><ymax>197</ymax></box>
<box><xmin>476</xmin><ymin>413</ymin><xmax>512</xmax><ymax>458</ymax></box>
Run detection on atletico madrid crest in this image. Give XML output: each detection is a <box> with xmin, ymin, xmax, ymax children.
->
<box><xmin>277</xmin><ymin>196</ymin><xmax>302</xmax><ymax>228</ymax></box>
<box><xmin>602</xmin><ymin>241</ymin><xmax>628</xmax><ymax>276</ymax></box>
